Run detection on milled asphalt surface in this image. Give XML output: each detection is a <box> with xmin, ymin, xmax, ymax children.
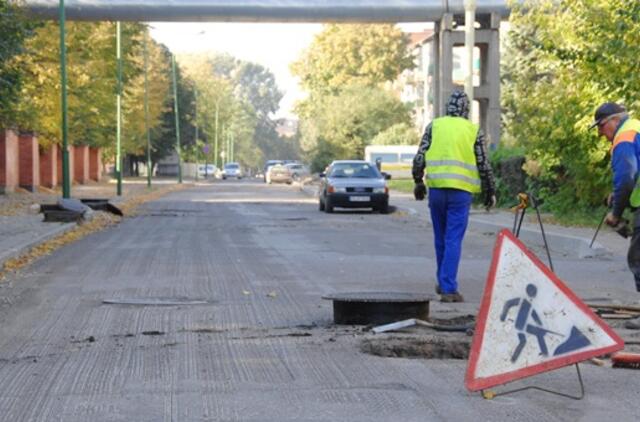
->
<box><xmin>0</xmin><ymin>179</ymin><xmax>638</xmax><ymax>421</ymax></box>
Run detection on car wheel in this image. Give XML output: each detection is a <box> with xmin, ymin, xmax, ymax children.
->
<box><xmin>324</xmin><ymin>196</ymin><xmax>334</xmax><ymax>213</ymax></box>
<box><xmin>377</xmin><ymin>201</ymin><xmax>389</xmax><ymax>214</ymax></box>
<box><xmin>318</xmin><ymin>198</ymin><xmax>325</xmax><ymax>211</ymax></box>
<box><xmin>222</xmin><ymin>176</ymin><xmax>226</xmax><ymax>180</ymax></box>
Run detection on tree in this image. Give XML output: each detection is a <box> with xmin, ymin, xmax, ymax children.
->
<box><xmin>299</xmin><ymin>84</ymin><xmax>411</xmax><ymax>170</ymax></box>
<box><xmin>502</xmin><ymin>0</ymin><xmax>640</xmax><ymax>217</ymax></box>
<box><xmin>370</xmin><ymin>123</ymin><xmax>418</xmax><ymax>145</ymax></box>
<box><xmin>291</xmin><ymin>24</ymin><xmax>413</xmax><ymax>96</ymax></box>
<box><xmin>0</xmin><ymin>0</ymin><xmax>37</xmax><ymax>127</ymax></box>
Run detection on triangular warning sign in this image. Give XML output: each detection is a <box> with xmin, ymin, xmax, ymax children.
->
<box><xmin>465</xmin><ymin>229</ymin><xmax>624</xmax><ymax>391</ymax></box>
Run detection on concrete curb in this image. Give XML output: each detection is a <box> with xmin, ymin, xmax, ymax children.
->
<box><xmin>0</xmin><ymin>222</ymin><xmax>76</xmax><ymax>269</ymax></box>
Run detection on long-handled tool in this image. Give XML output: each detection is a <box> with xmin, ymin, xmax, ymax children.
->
<box><xmin>590</xmin><ymin>210</ymin><xmax>608</xmax><ymax>248</ymax></box>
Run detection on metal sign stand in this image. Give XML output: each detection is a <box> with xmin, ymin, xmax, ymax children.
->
<box><xmin>480</xmin><ymin>363</ymin><xmax>585</xmax><ymax>400</ymax></box>
<box><xmin>481</xmin><ymin>192</ymin><xmax>584</xmax><ymax>400</ymax></box>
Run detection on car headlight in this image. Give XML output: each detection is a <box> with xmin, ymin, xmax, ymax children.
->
<box><xmin>373</xmin><ymin>187</ymin><xmax>387</xmax><ymax>194</ymax></box>
<box><xmin>328</xmin><ymin>185</ymin><xmax>346</xmax><ymax>193</ymax></box>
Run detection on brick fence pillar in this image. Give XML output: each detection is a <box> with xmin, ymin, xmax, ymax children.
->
<box><xmin>89</xmin><ymin>147</ymin><xmax>102</xmax><ymax>182</ymax></box>
<box><xmin>40</xmin><ymin>144</ymin><xmax>59</xmax><ymax>189</ymax></box>
<box><xmin>57</xmin><ymin>145</ymin><xmax>74</xmax><ymax>186</ymax></box>
<box><xmin>0</xmin><ymin>129</ymin><xmax>19</xmax><ymax>194</ymax></box>
<box><xmin>18</xmin><ymin>132</ymin><xmax>40</xmax><ymax>192</ymax></box>
<box><xmin>73</xmin><ymin>145</ymin><xmax>90</xmax><ymax>184</ymax></box>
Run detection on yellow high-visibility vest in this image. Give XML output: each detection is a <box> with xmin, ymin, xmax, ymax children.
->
<box><xmin>425</xmin><ymin>116</ymin><xmax>481</xmax><ymax>193</ymax></box>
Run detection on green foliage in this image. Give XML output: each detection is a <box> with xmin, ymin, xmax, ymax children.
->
<box><xmin>0</xmin><ymin>0</ymin><xmax>38</xmax><ymax>127</ymax></box>
<box><xmin>291</xmin><ymin>24</ymin><xmax>413</xmax><ymax>96</ymax></box>
<box><xmin>503</xmin><ymin>0</ymin><xmax>640</xmax><ymax>219</ymax></box>
<box><xmin>299</xmin><ymin>84</ymin><xmax>411</xmax><ymax>170</ymax></box>
<box><xmin>370</xmin><ymin>123</ymin><xmax>418</xmax><ymax>146</ymax></box>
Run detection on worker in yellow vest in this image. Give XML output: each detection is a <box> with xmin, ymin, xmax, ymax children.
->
<box><xmin>412</xmin><ymin>90</ymin><xmax>496</xmax><ymax>303</ymax></box>
<box><xmin>591</xmin><ymin>102</ymin><xmax>640</xmax><ymax>298</ymax></box>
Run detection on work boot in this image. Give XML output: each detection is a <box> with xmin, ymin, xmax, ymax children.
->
<box><xmin>625</xmin><ymin>316</ymin><xmax>640</xmax><ymax>330</ymax></box>
<box><xmin>440</xmin><ymin>292</ymin><xmax>464</xmax><ymax>303</ymax></box>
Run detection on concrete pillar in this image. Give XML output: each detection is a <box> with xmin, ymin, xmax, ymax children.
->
<box><xmin>438</xmin><ymin>14</ymin><xmax>455</xmax><ymax>116</ymax></box>
<box><xmin>435</xmin><ymin>12</ymin><xmax>501</xmax><ymax>145</ymax></box>
<box><xmin>40</xmin><ymin>144</ymin><xmax>59</xmax><ymax>189</ymax></box>
<box><xmin>0</xmin><ymin>129</ymin><xmax>19</xmax><ymax>194</ymax></box>
<box><xmin>73</xmin><ymin>145</ymin><xmax>90</xmax><ymax>184</ymax></box>
<box><xmin>89</xmin><ymin>147</ymin><xmax>102</xmax><ymax>181</ymax></box>
<box><xmin>18</xmin><ymin>132</ymin><xmax>40</xmax><ymax>192</ymax></box>
<box><xmin>57</xmin><ymin>145</ymin><xmax>74</xmax><ymax>186</ymax></box>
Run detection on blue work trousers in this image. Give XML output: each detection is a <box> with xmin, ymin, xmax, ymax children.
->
<box><xmin>428</xmin><ymin>188</ymin><xmax>472</xmax><ymax>294</ymax></box>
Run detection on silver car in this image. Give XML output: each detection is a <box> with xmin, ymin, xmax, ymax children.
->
<box><xmin>318</xmin><ymin>160</ymin><xmax>391</xmax><ymax>214</ymax></box>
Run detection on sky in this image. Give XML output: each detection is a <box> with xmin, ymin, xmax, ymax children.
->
<box><xmin>149</xmin><ymin>23</ymin><xmax>430</xmax><ymax>119</ymax></box>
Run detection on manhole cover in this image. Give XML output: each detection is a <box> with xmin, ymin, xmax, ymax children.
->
<box><xmin>322</xmin><ymin>292</ymin><xmax>433</xmax><ymax>325</ymax></box>
<box><xmin>102</xmin><ymin>298</ymin><xmax>211</xmax><ymax>306</ymax></box>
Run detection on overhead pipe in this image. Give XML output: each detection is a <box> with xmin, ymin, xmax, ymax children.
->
<box><xmin>17</xmin><ymin>0</ymin><xmax>512</xmax><ymax>22</ymax></box>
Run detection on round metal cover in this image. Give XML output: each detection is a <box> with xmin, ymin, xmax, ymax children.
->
<box><xmin>322</xmin><ymin>291</ymin><xmax>433</xmax><ymax>325</ymax></box>
<box><xmin>322</xmin><ymin>291</ymin><xmax>433</xmax><ymax>303</ymax></box>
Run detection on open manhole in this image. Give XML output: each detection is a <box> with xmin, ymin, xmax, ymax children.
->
<box><xmin>322</xmin><ymin>292</ymin><xmax>433</xmax><ymax>325</ymax></box>
<box><xmin>361</xmin><ymin>337</ymin><xmax>470</xmax><ymax>359</ymax></box>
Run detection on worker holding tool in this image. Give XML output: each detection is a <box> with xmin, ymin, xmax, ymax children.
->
<box><xmin>412</xmin><ymin>90</ymin><xmax>496</xmax><ymax>303</ymax></box>
<box><xmin>591</xmin><ymin>103</ymin><xmax>640</xmax><ymax>295</ymax></box>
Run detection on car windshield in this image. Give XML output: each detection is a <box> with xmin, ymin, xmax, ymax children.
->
<box><xmin>225</xmin><ymin>163</ymin><xmax>239</xmax><ymax>169</ymax></box>
<box><xmin>329</xmin><ymin>163</ymin><xmax>380</xmax><ymax>178</ymax></box>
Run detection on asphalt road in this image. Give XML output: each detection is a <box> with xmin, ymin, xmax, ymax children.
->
<box><xmin>0</xmin><ymin>180</ymin><xmax>638</xmax><ymax>421</ymax></box>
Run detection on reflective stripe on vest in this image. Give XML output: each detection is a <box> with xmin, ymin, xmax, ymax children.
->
<box><xmin>617</xmin><ymin>119</ymin><xmax>640</xmax><ymax>207</ymax></box>
<box><xmin>425</xmin><ymin>116</ymin><xmax>480</xmax><ymax>193</ymax></box>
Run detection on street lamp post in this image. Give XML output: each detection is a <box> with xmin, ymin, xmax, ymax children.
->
<box><xmin>116</xmin><ymin>21</ymin><xmax>123</xmax><ymax>196</ymax></box>
<box><xmin>144</xmin><ymin>29</ymin><xmax>152</xmax><ymax>188</ymax></box>
<box><xmin>171</xmin><ymin>54</ymin><xmax>182</xmax><ymax>184</ymax></box>
<box><xmin>59</xmin><ymin>0</ymin><xmax>70</xmax><ymax>198</ymax></box>
<box><xmin>194</xmin><ymin>87</ymin><xmax>199</xmax><ymax>181</ymax></box>
<box><xmin>214</xmin><ymin>100</ymin><xmax>219</xmax><ymax>169</ymax></box>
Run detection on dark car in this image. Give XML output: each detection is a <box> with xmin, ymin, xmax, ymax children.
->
<box><xmin>318</xmin><ymin>160</ymin><xmax>391</xmax><ymax>214</ymax></box>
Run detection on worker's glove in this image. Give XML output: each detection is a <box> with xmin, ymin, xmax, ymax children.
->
<box><xmin>605</xmin><ymin>193</ymin><xmax>614</xmax><ymax>208</ymax></box>
<box><xmin>484</xmin><ymin>191</ymin><xmax>497</xmax><ymax>211</ymax></box>
<box><xmin>414</xmin><ymin>181</ymin><xmax>426</xmax><ymax>201</ymax></box>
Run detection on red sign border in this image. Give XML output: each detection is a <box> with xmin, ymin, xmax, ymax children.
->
<box><xmin>465</xmin><ymin>229</ymin><xmax>624</xmax><ymax>391</ymax></box>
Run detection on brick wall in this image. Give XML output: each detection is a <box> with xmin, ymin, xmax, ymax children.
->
<box><xmin>0</xmin><ymin>129</ymin><xmax>19</xmax><ymax>194</ymax></box>
<box><xmin>18</xmin><ymin>132</ymin><xmax>40</xmax><ymax>192</ymax></box>
<box><xmin>89</xmin><ymin>147</ymin><xmax>102</xmax><ymax>182</ymax></box>
<box><xmin>73</xmin><ymin>145</ymin><xmax>90</xmax><ymax>184</ymax></box>
<box><xmin>40</xmin><ymin>144</ymin><xmax>59</xmax><ymax>189</ymax></box>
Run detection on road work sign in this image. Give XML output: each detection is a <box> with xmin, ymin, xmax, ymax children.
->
<box><xmin>465</xmin><ymin>229</ymin><xmax>624</xmax><ymax>391</ymax></box>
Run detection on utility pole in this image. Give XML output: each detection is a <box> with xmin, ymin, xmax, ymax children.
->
<box><xmin>116</xmin><ymin>21</ymin><xmax>123</xmax><ymax>196</ymax></box>
<box><xmin>144</xmin><ymin>29</ymin><xmax>152</xmax><ymax>188</ymax></box>
<box><xmin>59</xmin><ymin>0</ymin><xmax>70</xmax><ymax>198</ymax></box>
<box><xmin>214</xmin><ymin>101</ymin><xmax>219</xmax><ymax>169</ymax></box>
<box><xmin>194</xmin><ymin>87</ymin><xmax>199</xmax><ymax>181</ymax></box>
<box><xmin>171</xmin><ymin>54</ymin><xmax>182</xmax><ymax>184</ymax></box>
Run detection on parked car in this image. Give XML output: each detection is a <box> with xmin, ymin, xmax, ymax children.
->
<box><xmin>268</xmin><ymin>163</ymin><xmax>293</xmax><ymax>184</ymax></box>
<box><xmin>285</xmin><ymin>163</ymin><xmax>310</xmax><ymax>182</ymax></box>
<box><xmin>318</xmin><ymin>160</ymin><xmax>391</xmax><ymax>214</ymax></box>
<box><xmin>221</xmin><ymin>162</ymin><xmax>243</xmax><ymax>180</ymax></box>
<box><xmin>263</xmin><ymin>160</ymin><xmax>283</xmax><ymax>183</ymax></box>
<box><xmin>197</xmin><ymin>164</ymin><xmax>217</xmax><ymax>178</ymax></box>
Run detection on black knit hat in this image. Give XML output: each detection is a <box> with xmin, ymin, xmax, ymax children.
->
<box><xmin>590</xmin><ymin>102</ymin><xmax>626</xmax><ymax>129</ymax></box>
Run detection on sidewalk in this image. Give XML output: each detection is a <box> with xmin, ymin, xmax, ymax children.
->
<box><xmin>0</xmin><ymin>178</ymin><xmax>193</xmax><ymax>271</ymax></box>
